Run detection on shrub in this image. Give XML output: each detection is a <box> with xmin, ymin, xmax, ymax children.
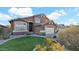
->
<box><xmin>56</xmin><ymin>26</ymin><xmax>79</xmax><ymax>50</ymax></box>
<box><xmin>33</xmin><ymin>38</ymin><xmax>64</xmax><ymax>51</ymax></box>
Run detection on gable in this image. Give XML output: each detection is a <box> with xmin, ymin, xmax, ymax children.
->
<box><xmin>9</xmin><ymin>14</ymin><xmax>49</xmax><ymax>23</ymax></box>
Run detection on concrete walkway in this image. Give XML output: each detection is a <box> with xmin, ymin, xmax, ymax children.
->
<box><xmin>0</xmin><ymin>34</ymin><xmax>45</xmax><ymax>45</ymax></box>
<box><xmin>29</xmin><ymin>34</ymin><xmax>46</xmax><ymax>38</ymax></box>
<box><xmin>0</xmin><ymin>35</ymin><xmax>26</xmax><ymax>45</ymax></box>
<box><xmin>0</xmin><ymin>35</ymin><xmax>45</xmax><ymax>45</ymax></box>
<box><xmin>0</xmin><ymin>38</ymin><xmax>14</xmax><ymax>45</ymax></box>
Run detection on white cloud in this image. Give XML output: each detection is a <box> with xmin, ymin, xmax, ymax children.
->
<box><xmin>47</xmin><ymin>12</ymin><xmax>61</xmax><ymax>20</ymax></box>
<box><xmin>64</xmin><ymin>19</ymin><xmax>78</xmax><ymax>25</ymax></box>
<box><xmin>58</xmin><ymin>10</ymin><xmax>66</xmax><ymax>15</ymax></box>
<box><xmin>8</xmin><ymin>7</ymin><xmax>33</xmax><ymax>17</ymax></box>
<box><xmin>0</xmin><ymin>13</ymin><xmax>11</xmax><ymax>20</ymax></box>
<box><xmin>0</xmin><ymin>13</ymin><xmax>12</xmax><ymax>25</ymax></box>
<box><xmin>47</xmin><ymin>10</ymin><xmax>66</xmax><ymax>20</ymax></box>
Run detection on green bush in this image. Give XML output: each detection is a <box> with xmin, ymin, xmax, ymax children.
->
<box><xmin>56</xmin><ymin>26</ymin><xmax>79</xmax><ymax>51</ymax></box>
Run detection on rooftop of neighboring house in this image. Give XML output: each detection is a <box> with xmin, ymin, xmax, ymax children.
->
<box><xmin>57</xmin><ymin>24</ymin><xmax>65</xmax><ymax>29</ymax></box>
<box><xmin>0</xmin><ymin>24</ymin><xmax>8</xmax><ymax>28</ymax></box>
<box><xmin>0</xmin><ymin>24</ymin><xmax>11</xmax><ymax>33</ymax></box>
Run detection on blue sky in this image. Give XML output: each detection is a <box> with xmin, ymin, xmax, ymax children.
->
<box><xmin>0</xmin><ymin>7</ymin><xmax>79</xmax><ymax>25</ymax></box>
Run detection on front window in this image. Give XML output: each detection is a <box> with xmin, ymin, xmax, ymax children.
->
<box><xmin>14</xmin><ymin>22</ymin><xmax>27</xmax><ymax>32</ymax></box>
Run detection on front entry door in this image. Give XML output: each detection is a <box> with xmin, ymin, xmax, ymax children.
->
<box><xmin>29</xmin><ymin>22</ymin><xmax>33</xmax><ymax>32</ymax></box>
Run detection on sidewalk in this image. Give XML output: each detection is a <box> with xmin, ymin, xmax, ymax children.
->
<box><xmin>0</xmin><ymin>35</ymin><xmax>26</xmax><ymax>45</ymax></box>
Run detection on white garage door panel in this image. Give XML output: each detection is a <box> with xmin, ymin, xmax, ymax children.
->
<box><xmin>45</xmin><ymin>28</ymin><xmax>54</xmax><ymax>34</ymax></box>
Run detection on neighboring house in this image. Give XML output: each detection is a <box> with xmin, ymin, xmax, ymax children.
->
<box><xmin>0</xmin><ymin>25</ymin><xmax>11</xmax><ymax>39</ymax></box>
<box><xmin>0</xmin><ymin>25</ymin><xmax>10</xmax><ymax>33</ymax></box>
<box><xmin>57</xmin><ymin>24</ymin><xmax>65</xmax><ymax>31</ymax></box>
<box><xmin>9</xmin><ymin>14</ymin><xmax>57</xmax><ymax>35</ymax></box>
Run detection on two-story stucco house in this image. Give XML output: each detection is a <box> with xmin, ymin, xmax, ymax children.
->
<box><xmin>9</xmin><ymin>14</ymin><xmax>57</xmax><ymax>35</ymax></box>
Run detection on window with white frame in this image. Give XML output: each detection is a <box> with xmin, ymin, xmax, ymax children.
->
<box><xmin>14</xmin><ymin>22</ymin><xmax>27</xmax><ymax>32</ymax></box>
<box><xmin>34</xmin><ymin>17</ymin><xmax>40</xmax><ymax>23</ymax></box>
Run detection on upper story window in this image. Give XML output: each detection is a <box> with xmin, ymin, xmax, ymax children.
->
<box><xmin>34</xmin><ymin>17</ymin><xmax>40</xmax><ymax>23</ymax></box>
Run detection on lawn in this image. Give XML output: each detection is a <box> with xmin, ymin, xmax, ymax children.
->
<box><xmin>0</xmin><ymin>36</ymin><xmax>44</xmax><ymax>51</ymax></box>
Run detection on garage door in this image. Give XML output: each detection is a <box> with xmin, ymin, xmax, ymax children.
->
<box><xmin>45</xmin><ymin>28</ymin><xmax>54</xmax><ymax>34</ymax></box>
